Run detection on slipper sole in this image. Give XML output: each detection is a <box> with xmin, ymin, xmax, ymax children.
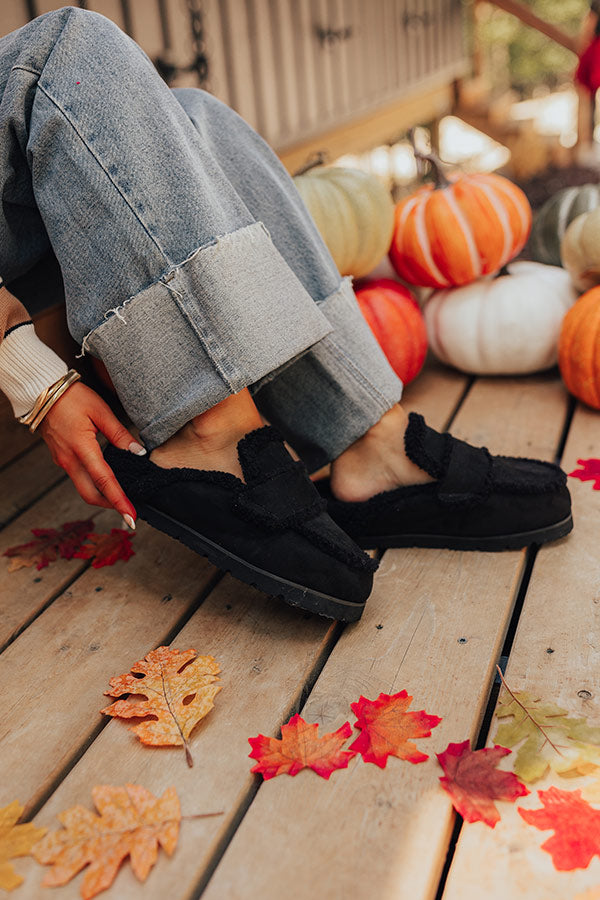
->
<box><xmin>137</xmin><ymin>501</ymin><xmax>365</xmax><ymax>622</ymax></box>
<box><xmin>353</xmin><ymin>513</ymin><xmax>573</xmax><ymax>551</ymax></box>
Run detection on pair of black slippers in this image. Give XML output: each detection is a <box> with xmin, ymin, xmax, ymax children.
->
<box><xmin>105</xmin><ymin>413</ymin><xmax>572</xmax><ymax>623</ymax></box>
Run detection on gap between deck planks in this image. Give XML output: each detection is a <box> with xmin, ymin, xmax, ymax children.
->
<box><xmin>0</xmin><ymin>441</ymin><xmax>65</xmax><ymax>530</ymax></box>
<box><xmin>0</xmin><ymin>520</ymin><xmax>219</xmax><ymax>820</ymax></box>
<box><xmin>442</xmin><ymin>401</ymin><xmax>600</xmax><ymax>900</ymax></box>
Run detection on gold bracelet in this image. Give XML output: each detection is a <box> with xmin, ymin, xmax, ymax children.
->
<box><xmin>19</xmin><ymin>371</ymin><xmax>73</xmax><ymax>427</ymax></box>
<box><xmin>19</xmin><ymin>369</ymin><xmax>82</xmax><ymax>432</ymax></box>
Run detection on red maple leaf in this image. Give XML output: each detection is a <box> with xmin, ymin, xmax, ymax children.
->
<box><xmin>569</xmin><ymin>459</ymin><xmax>600</xmax><ymax>490</ymax></box>
<box><xmin>74</xmin><ymin>529</ymin><xmax>135</xmax><ymax>568</ymax></box>
<box><xmin>349</xmin><ymin>690</ymin><xmax>441</xmax><ymax>767</ymax></box>
<box><xmin>519</xmin><ymin>787</ymin><xmax>600</xmax><ymax>871</ymax></box>
<box><xmin>3</xmin><ymin>519</ymin><xmax>94</xmax><ymax>571</ymax></box>
<box><xmin>436</xmin><ymin>740</ymin><xmax>529</xmax><ymax>827</ymax></box>
<box><xmin>248</xmin><ymin>713</ymin><xmax>356</xmax><ymax>780</ymax></box>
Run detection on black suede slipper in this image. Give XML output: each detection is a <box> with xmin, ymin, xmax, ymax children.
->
<box><xmin>105</xmin><ymin>427</ymin><xmax>376</xmax><ymax>622</ymax></box>
<box><xmin>320</xmin><ymin>413</ymin><xmax>573</xmax><ymax>551</ymax></box>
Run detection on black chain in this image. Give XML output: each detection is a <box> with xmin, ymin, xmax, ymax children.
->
<box><xmin>155</xmin><ymin>0</ymin><xmax>209</xmax><ymax>87</ymax></box>
<box><xmin>187</xmin><ymin>0</ymin><xmax>209</xmax><ymax>85</ymax></box>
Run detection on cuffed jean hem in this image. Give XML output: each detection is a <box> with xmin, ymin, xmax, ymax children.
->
<box><xmin>253</xmin><ymin>278</ymin><xmax>404</xmax><ymax>472</ymax></box>
<box><xmin>84</xmin><ymin>221</ymin><xmax>332</xmax><ymax>449</ymax></box>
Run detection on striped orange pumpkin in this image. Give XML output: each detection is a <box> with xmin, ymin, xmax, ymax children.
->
<box><xmin>389</xmin><ymin>164</ymin><xmax>532</xmax><ymax>289</ymax></box>
<box><xmin>559</xmin><ymin>286</ymin><xmax>600</xmax><ymax>408</ymax></box>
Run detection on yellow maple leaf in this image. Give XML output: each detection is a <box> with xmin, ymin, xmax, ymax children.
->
<box><xmin>101</xmin><ymin>646</ymin><xmax>221</xmax><ymax>766</ymax></box>
<box><xmin>32</xmin><ymin>784</ymin><xmax>179</xmax><ymax>900</ymax></box>
<box><xmin>0</xmin><ymin>800</ymin><xmax>45</xmax><ymax>891</ymax></box>
<box><xmin>494</xmin><ymin>688</ymin><xmax>600</xmax><ymax>783</ymax></box>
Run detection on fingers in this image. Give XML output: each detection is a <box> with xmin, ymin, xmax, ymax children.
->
<box><xmin>91</xmin><ymin>396</ymin><xmax>146</xmax><ymax>456</ymax></box>
<box><xmin>67</xmin><ymin>461</ymin><xmax>114</xmax><ymax>510</ymax></box>
<box><xmin>78</xmin><ymin>443</ymin><xmax>137</xmax><ymax>523</ymax></box>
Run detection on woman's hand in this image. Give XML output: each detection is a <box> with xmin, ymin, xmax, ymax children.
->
<box><xmin>38</xmin><ymin>381</ymin><xmax>143</xmax><ymax>526</ymax></box>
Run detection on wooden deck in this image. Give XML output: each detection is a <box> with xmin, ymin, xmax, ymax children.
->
<box><xmin>2</xmin><ymin>360</ymin><xmax>600</xmax><ymax>900</ymax></box>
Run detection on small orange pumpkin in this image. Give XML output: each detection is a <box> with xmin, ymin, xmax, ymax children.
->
<box><xmin>355</xmin><ymin>278</ymin><xmax>427</xmax><ymax>384</ymax></box>
<box><xmin>389</xmin><ymin>151</ymin><xmax>532</xmax><ymax>289</ymax></box>
<box><xmin>558</xmin><ymin>286</ymin><xmax>600</xmax><ymax>408</ymax></box>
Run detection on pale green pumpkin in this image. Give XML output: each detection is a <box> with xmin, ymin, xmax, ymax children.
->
<box><xmin>293</xmin><ymin>167</ymin><xmax>395</xmax><ymax>279</ymax></box>
<box><xmin>561</xmin><ymin>207</ymin><xmax>600</xmax><ymax>292</ymax></box>
<box><xmin>529</xmin><ymin>184</ymin><xmax>600</xmax><ymax>267</ymax></box>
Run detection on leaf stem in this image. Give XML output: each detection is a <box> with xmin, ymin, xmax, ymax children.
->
<box><xmin>495</xmin><ymin>665</ymin><xmax>565</xmax><ymax>758</ymax></box>
<box><xmin>160</xmin><ymin>669</ymin><xmax>194</xmax><ymax>767</ymax></box>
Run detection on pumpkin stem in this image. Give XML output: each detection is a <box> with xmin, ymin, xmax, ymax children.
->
<box><xmin>408</xmin><ymin>128</ymin><xmax>451</xmax><ymax>188</ymax></box>
<box><xmin>293</xmin><ymin>151</ymin><xmax>329</xmax><ymax>177</ymax></box>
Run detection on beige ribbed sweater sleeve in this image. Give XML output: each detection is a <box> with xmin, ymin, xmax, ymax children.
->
<box><xmin>0</xmin><ymin>282</ymin><xmax>68</xmax><ymax>417</ymax></box>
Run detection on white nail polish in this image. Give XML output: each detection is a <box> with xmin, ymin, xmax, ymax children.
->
<box><xmin>128</xmin><ymin>441</ymin><xmax>147</xmax><ymax>456</ymax></box>
<box><xmin>123</xmin><ymin>514</ymin><xmax>136</xmax><ymax>531</ymax></box>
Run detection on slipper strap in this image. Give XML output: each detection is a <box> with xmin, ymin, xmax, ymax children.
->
<box><xmin>437</xmin><ymin>435</ymin><xmax>493</xmax><ymax>507</ymax></box>
<box><xmin>235</xmin><ymin>462</ymin><xmax>326</xmax><ymax>530</ymax></box>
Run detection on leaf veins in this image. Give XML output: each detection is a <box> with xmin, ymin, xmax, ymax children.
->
<box><xmin>249</xmin><ymin>714</ymin><xmax>356</xmax><ymax>780</ymax></box>
<box><xmin>349</xmin><ymin>690</ymin><xmax>441</xmax><ymax>767</ymax></box>
<box><xmin>101</xmin><ymin>647</ymin><xmax>221</xmax><ymax>767</ymax></box>
<box><xmin>31</xmin><ymin>784</ymin><xmax>180</xmax><ymax>899</ymax></box>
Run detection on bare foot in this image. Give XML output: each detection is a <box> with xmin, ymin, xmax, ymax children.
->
<box><xmin>329</xmin><ymin>405</ymin><xmax>433</xmax><ymax>502</ymax></box>
<box><xmin>150</xmin><ymin>390</ymin><xmax>263</xmax><ymax>480</ymax></box>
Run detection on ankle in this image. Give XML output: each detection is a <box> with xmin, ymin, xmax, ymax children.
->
<box><xmin>330</xmin><ymin>405</ymin><xmax>432</xmax><ymax>502</ymax></box>
<box><xmin>150</xmin><ymin>390</ymin><xmax>263</xmax><ymax>476</ymax></box>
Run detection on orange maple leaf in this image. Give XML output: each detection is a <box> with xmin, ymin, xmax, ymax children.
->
<box><xmin>31</xmin><ymin>784</ymin><xmax>179</xmax><ymax>900</ymax></box>
<box><xmin>74</xmin><ymin>529</ymin><xmax>135</xmax><ymax>568</ymax></box>
<box><xmin>101</xmin><ymin>647</ymin><xmax>221</xmax><ymax>766</ymax></box>
<box><xmin>349</xmin><ymin>690</ymin><xmax>442</xmax><ymax>767</ymax></box>
<box><xmin>436</xmin><ymin>740</ymin><xmax>529</xmax><ymax>827</ymax></box>
<box><xmin>0</xmin><ymin>800</ymin><xmax>46</xmax><ymax>891</ymax></box>
<box><xmin>519</xmin><ymin>786</ymin><xmax>600</xmax><ymax>871</ymax></box>
<box><xmin>3</xmin><ymin>519</ymin><xmax>94</xmax><ymax>572</ymax></box>
<box><xmin>248</xmin><ymin>713</ymin><xmax>356</xmax><ymax>779</ymax></box>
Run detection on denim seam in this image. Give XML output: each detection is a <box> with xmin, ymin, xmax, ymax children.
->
<box><xmin>160</xmin><ymin>277</ymin><xmax>238</xmax><ymax>390</ymax></box>
<box><xmin>34</xmin><ymin>82</ymin><xmax>172</xmax><ymax>265</ymax></box>
<box><xmin>11</xmin><ymin>65</ymin><xmax>42</xmax><ymax>77</ymax></box>
<box><xmin>158</xmin><ymin>223</ymin><xmax>277</xmax><ymax>390</ymax></box>
<box><xmin>324</xmin><ymin>334</ymin><xmax>396</xmax><ymax>410</ymax></box>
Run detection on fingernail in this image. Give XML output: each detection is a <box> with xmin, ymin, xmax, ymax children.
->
<box><xmin>128</xmin><ymin>441</ymin><xmax>147</xmax><ymax>456</ymax></box>
<box><xmin>122</xmin><ymin>514</ymin><xmax>136</xmax><ymax>531</ymax></box>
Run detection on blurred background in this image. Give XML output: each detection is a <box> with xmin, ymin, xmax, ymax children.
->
<box><xmin>2</xmin><ymin>0</ymin><xmax>595</xmax><ymax>197</ymax></box>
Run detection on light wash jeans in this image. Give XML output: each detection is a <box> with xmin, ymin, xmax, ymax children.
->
<box><xmin>0</xmin><ymin>7</ymin><xmax>402</xmax><ymax>470</ymax></box>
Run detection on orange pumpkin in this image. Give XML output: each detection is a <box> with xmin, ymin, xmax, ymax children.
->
<box><xmin>389</xmin><ymin>153</ymin><xmax>532</xmax><ymax>289</ymax></box>
<box><xmin>355</xmin><ymin>278</ymin><xmax>427</xmax><ymax>384</ymax></box>
<box><xmin>558</xmin><ymin>286</ymin><xmax>600</xmax><ymax>408</ymax></box>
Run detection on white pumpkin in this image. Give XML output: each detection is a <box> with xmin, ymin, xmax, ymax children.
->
<box><xmin>424</xmin><ymin>261</ymin><xmax>578</xmax><ymax>375</ymax></box>
<box><xmin>293</xmin><ymin>166</ymin><xmax>395</xmax><ymax>279</ymax></box>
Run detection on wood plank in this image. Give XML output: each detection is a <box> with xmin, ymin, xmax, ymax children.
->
<box><xmin>16</xmin><ymin>576</ymin><xmax>336</xmax><ymax>899</ymax></box>
<box><xmin>0</xmin><ymin>443</ymin><xmax>64</xmax><ymax>530</ymax></box>
<box><xmin>0</xmin><ymin>397</ymin><xmax>37</xmax><ymax>469</ymax></box>
<box><xmin>0</xmin><ymin>520</ymin><xmax>217</xmax><ymax>818</ymax></box>
<box><xmin>442</xmin><ymin>401</ymin><xmax>600</xmax><ymax>900</ymax></box>
<box><xmin>0</xmin><ymin>481</ymin><xmax>114</xmax><ymax>652</ymax></box>
<box><xmin>201</xmin><ymin>376</ymin><xmax>569</xmax><ymax>900</ymax></box>
<box><xmin>277</xmin><ymin>76</ymin><xmax>463</xmax><ymax>172</ymax></box>
<box><xmin>401</xmin><ymin>357</ymin><xmax>468</xmax><ymax>431</ymax></box>
<box><xmin>128</xmin><ymin>0</ymin><xmax>164</xmax><ymax>59</ymax></box>
<box><xmin>448</xmin><ymin>371</ymin><xmax>568</xmax><ymax>461</ymax></box>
